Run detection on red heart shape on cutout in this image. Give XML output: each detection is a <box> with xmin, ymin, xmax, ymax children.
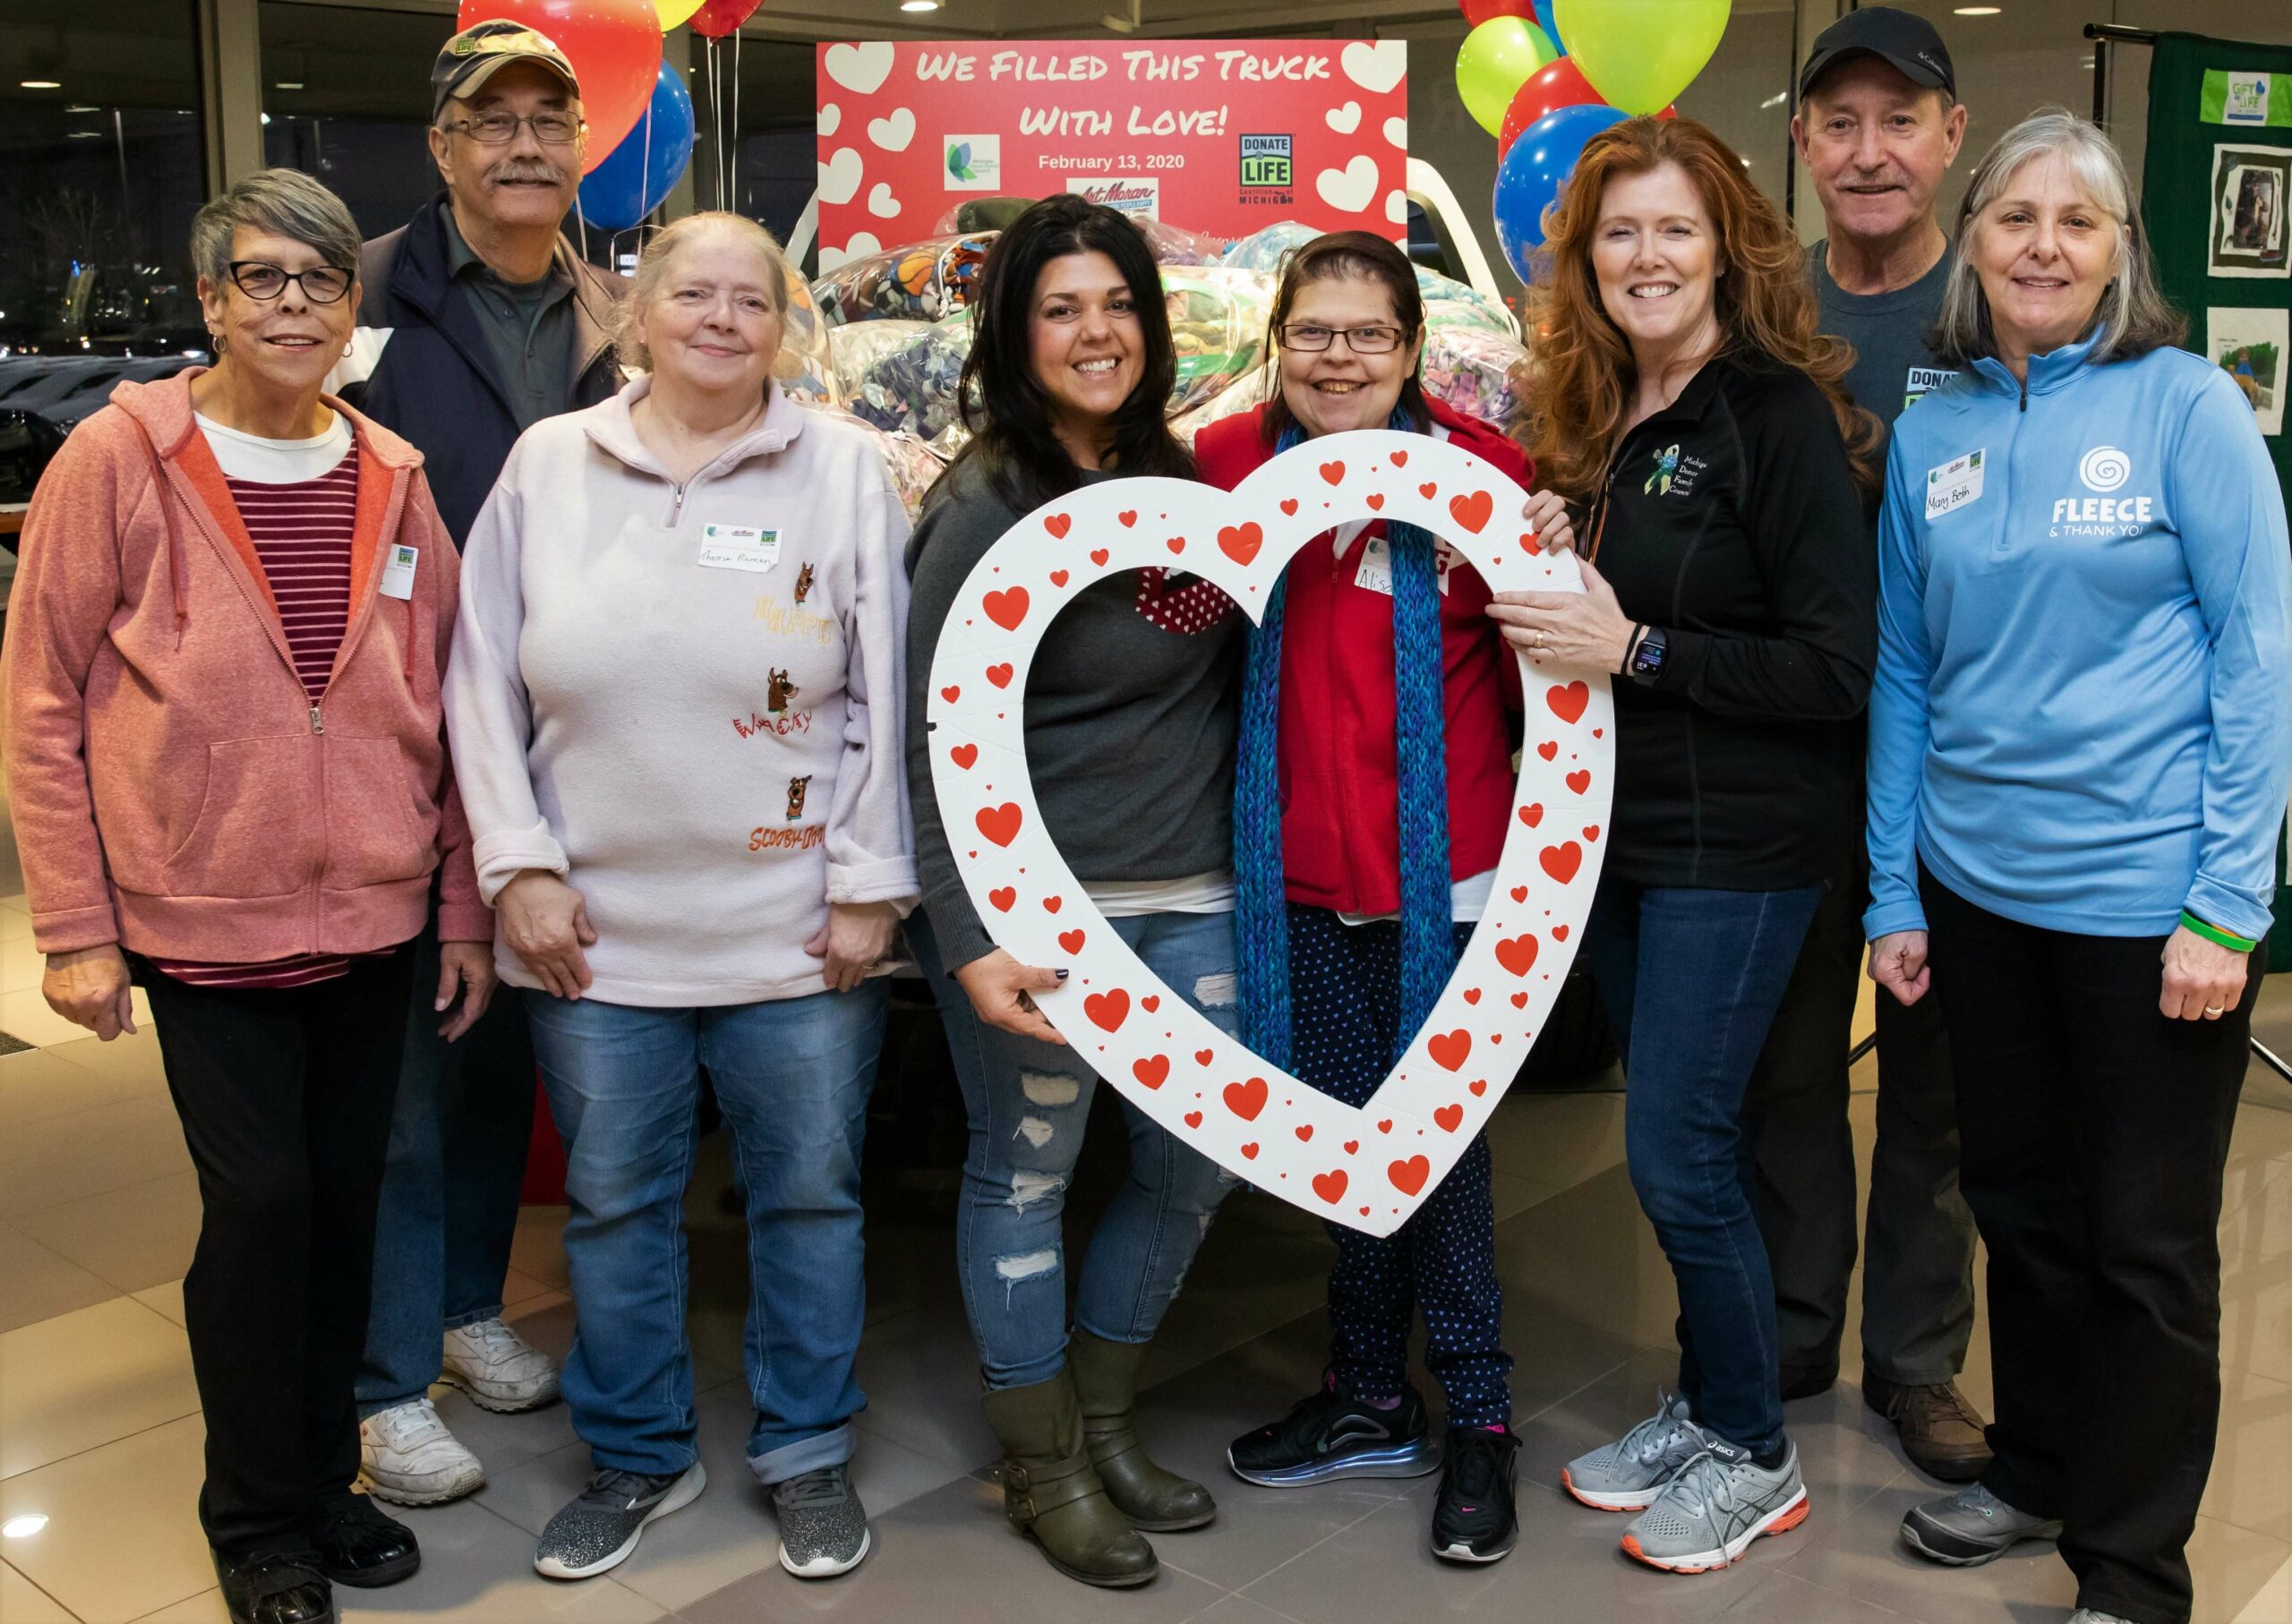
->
<box><xmin>1567</xmin><ymin>769</ymin><xmax>1591</xmax><ymax>795</ymax></box>
<box><xmin>1313</xmin><ymin>1169</ymin><xmax>1348</xmax><ymax>1203</ymax></box>
<box><xmin>950</xmin><ymin>744</ymin><xmax>978</xmax><ymax>770</ymax></box>
<box><xmin>1142</xmin><ymin>995</ymin><xmax>1160</xmax><ymax>1013</ymax></box>
<box><xmin>1223</xmin><ymin>1076</ymin><xmax>1269</xmax><ymax>1121</ymax></box>
<box><xmin>983</xmin><ymin>587</ymin><xmax>1029</xmax><ymax>630</ymax></box>
<box><xmin>1434</xmin><ymin>1104</ymin><xmax>1464</xmax><ymax>1133</ymax></box>
<box><xmin>988</xmin><ymin>886</ymin><xmax>1015</xmax><ymax>911</ymax></box>
<box><xmin>1536</xmin><ymin>740</ymin><xmax>1558</xmax><ymax>762</ymax></box>
<box><xmin>1118</xmin><ymin>510</ymin><xmax>1137</xmax><ymax>527</ymax></box>
<box><xmin>1281</xmin><ymin>498</ymin><xmax>1299</xmax><ymax>516</ymax></box>
<box><xmin>1510</xmin><ymin>885</ymin><xmax>1530</xmax><ymax>902</ymax></box>
<box><xmin>1419</xmin><ymin>482</ymin><xmax>1438</xmax><ymax>499</ymax></box>
<box><xmin>1519</xmin><ymin>804</ymin><xmax>1544</xmax><ymax>828</ymax></box>
<box><xmin>1390</xmin><ymin>449</ymin><xmax>1408</xmax><ymax>466</ymax></box>
<box><xmin>976</xmin><ymin>803</ymin><xmax>1023</xmax><ymax>847</ymax></box>
<box><xmin>1167</xmin><ymin>536</ymin><xmax>1185</xmax><ymax>554</ymax></box>
<box><xmin>1553</xmin><ymin>924</ymin><xmax>1571</xmax><ymax>941</ymax></box>
<box><xmin>1045</xmin><ymin>513</ymin><xmax>1072</xmax><ymax>539</ymax></box>
<box><xmin>1463</xmin><ymin>987</ymin><xmax>1482</xmax><ymax>1004</ymax></box>
<box><xmin>1043</xmin><ymin>896</ymin><xmax>1062</xmax><ymax>913</ymax></box>
<box><xmin>1540</xmin><ymin>842</ymin><xmax>1583</xmax><ymax>884</ymax></box>
<box><xmin>1546</xmin><ymin>680</ymin><xmax>1590</xmax><ymax>724</ymax></box>
<box><xmin>1448</xmin><ymin>490</ymin><xmax>1492</xmax><ymax>534</ymax></box>
<box><xmin>1511</xmin><ymin>991</ymin><xmax>1529</xmax><ymax>1009</ymax></box>
<box><xmin>940</xmin><ymin>685</ymin><xmax>961</xmax><ymax>703</ymax></box>
<box><xmin>1219</xmin><ymin>522</ymin><xmax>1263</xmax><ymax>564</ymax></box>
<box><xmin>1469</xmin><ymin>1078</ymin><xmax>1489</xmax><ymax>1095</ymax></box>
<box><xmin>1185</xmin><ymin>1110</ymin><xmax>1203</xmax><ymax>1128</ymax></box>
<box><xmin>1344</xmin><ymin>1139</ymin><xmax>1360</xmax><ymax>1154</ymax></box>
<box><xmin>1296</xmin><ymin>1124</ymin><xmax>1314</xmax><ymax>1141</ymax></box>
<box><xmin>1085</xmin><ymin>988</ymin><xmax>1130</xmax><ymax>1031</ymax></box>
<box><xmin>1058</xmin><ymin>929</ymin><xmax>1085</xmax><ymax>953</ymax></box>
<box><xmin>1496</xmin><ymin>934</ymin><xmax>1539</xmax><ymax>977</ymax></box>
<box><xmin>1133</xmin><ymin>1054</ymin><xmax>1169</xmax><ymax>1089</ymax></box>
<box><xmin>1428</xmin><ymin>1030</ymin><xmax>1472</xmax><ymax>1072</ymax></box>
<box><xmin>1240</xmin><ymin>1142</ymin><xmax>1259</xmax><ymax>1159</ymax></box>
<box><xmin>1049</xmin><ymin>569</ymin><xmax>1069</xmax><ymax>587</ymax></box>
<box><xmin>1194</xmin><ymin>1048</ymin><xmax>1214</xmax><ymax>1065</ymax></box>
<box><xmin>1366</xmin><ymin>493</ymin><xmax>1385</xmax><ymax>510</ymax></box>
<box><xmin>986</xmin><ymin>663</ymin><xmax>1013</xmax><ymax>688</ymax></box>
<box><xmin>1584</xmin><ymin>825</ymin><xmax>1602</xmax><ymax>842</ymax></box>
<box><xmin>1090</xmin><ymin>548</ymin><xmax>1110</xmax><ymax>566</ymax></box>
<box><xmin>1388</xmin><ymin>1155</ymin><xmax>1431</xmax><ymax>1195</ymax></box>
<box><xmin>1319</xmin><ymin>460</ymin><xmax>1346</xmax><ymax>485</ymax></box>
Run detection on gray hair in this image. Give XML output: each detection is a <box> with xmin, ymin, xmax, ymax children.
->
<box><xmin>190</xmin><ymin>167</ymin><xmax>363</xmax><ymax>289</ymax></box>
<box><xmin>613</xmin><ymin>212</ymin><xmax>794</xmax><ymax>372</ymax></box>
<box><xmin>1932</xmin><ymin>108</ymin><xmax>2185</xmax><ymax>367</ymax></box>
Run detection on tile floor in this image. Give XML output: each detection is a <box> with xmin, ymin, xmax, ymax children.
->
<box><xmin>1</xmin><ymin>878</ymin><xmax>2289</xmax><ymax>1623</ymax></box>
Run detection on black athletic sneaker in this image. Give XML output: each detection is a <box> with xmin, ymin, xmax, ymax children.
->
<box><xmin>1227</xmin><ymin>1372</ymin><xmax>1441</xmax><ymax>1486</ymax></box>
<box><xmin>1432</xmin><ymin>1424</ymin><xmax>1521</xmax><ymax>1563</ymax></box>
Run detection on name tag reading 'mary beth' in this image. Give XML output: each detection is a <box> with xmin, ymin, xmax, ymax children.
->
<box><xmin>698</xmin><ymin>525</ymin><xmax>783</xmax><ymax>573</ymax></box>
<box><xmin>1926</xmin><ymin>449</ymin><xmax>1985</xmax><ymax>521</ymax></box>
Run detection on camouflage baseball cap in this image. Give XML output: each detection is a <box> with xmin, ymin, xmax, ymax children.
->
<box><xmin>432</xmin><ymin>20</ymin><xmax>581</xmax><ymax>120</ymax></box>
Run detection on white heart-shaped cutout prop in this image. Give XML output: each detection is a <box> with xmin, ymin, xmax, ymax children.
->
<box><xmin>868</xmin><ymin>181</ymin><xmax>901</xmax><ymax>218</ymax></box>
<box><xmin>868</xmin><ymin>107</ymin><xmax>916</xmax><ymax>151</ymax></box>
<box><xmin>1316</xmin><ymin>154</ymin><xmax>1381</xmax><ymax>214</ymax></box>
<box><xmin>817</xmin><ymin>147</ymin><xmax>864</xmax><ymax>206</ymax></box>
<box><xmin>1341</xmin><ymin>38</ymin><xmax>1408</xmax><ymax>94</ymax></box>
<box><xmin>928</xmin><ymin>431</ymin><xmax>1613</xmax><ymax>1235</ymax></box>
<box><xmin>1325</xmin><ymin>99</ymin><xmax>1363</xmax><ymax>134</ymax></box>
<box><xmin>824</xmin><ymin>40</ymin><xmax>895</xmax><ymax>94</ymax></box>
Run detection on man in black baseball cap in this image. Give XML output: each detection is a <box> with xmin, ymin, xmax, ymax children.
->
<box><xmin>1746</xmin><ymin>2</ymin><xmax>1986</xmax><ymax>1496</ymax></box>
<box><xmin>330</xmin><ymin>12</ymin><xmax>627</xmax><ymax>1521</ymax></box>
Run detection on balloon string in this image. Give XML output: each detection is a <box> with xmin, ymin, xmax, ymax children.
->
<box><xmin>731</xmin><ymin>26</ymin><xmax>743</xmax><ymax>217</ymax></box>
<box><xmin>640</xmin><ymin>77</ymin><xmax>654</xmax><ymax>227</ymax></box>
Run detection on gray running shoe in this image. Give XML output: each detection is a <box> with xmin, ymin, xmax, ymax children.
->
<box><xmin>1900</xmin><ymin>1483</ymin><xmax>2062</xmax><ymax>1567</ymax></box>
<box><xmin>773</xmin><ymin>1463</ymin><xmax>871</xmax><ymax>1578</ymax></box>
<box><xmin>1561</xmin><ymin>1388</ymin><xmax>1712</xmax><ymax>1511</ymax></box>
<box><xmin>534</xmin><ymin>1464</ymin><xmax>706</xmax><ymax>1580</ymax></box>
<box><xmin>2066</xmin><ymin>1612</ymin><xmax>2138</xmax><ymax>1623</ymax></box>
<box><xmin>1621</xmin><ymin>1440</ymin><xmax>1809</xmax><ymax>1573</ymax></box>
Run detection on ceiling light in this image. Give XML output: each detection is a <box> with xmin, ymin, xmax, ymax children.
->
<box><xmin>1953</xmin><ymin>5</ymin><xmax>2001</xmax><ymax>13</ymax></box>
<box><xmin>275</xmin><ymin>81</ymin><xmax>304</xmax><ymax>90</ymax></box>
<box><xmin>66</xmin><ymin>130</ymin><xmax>100</xmax><ymax>138</ymax></box>
<box><xmin>259</xmin><ymin>112</ymin><xmax>271</xmax><ymax>124</ymax></box>
<box><xmin>65</xmin><ymin>102</ymin><xmax>98</xmax><ymax>112</ymax></box>
<box><xmin>1</xmin><ymin>1514</ymin><xmax>48</xmax><ymax>1539</ymax></box>
<box><xmin>20</xmin><ymin>80</ymin><xmax>61</xmax><ymax>90</ymax></box>
<box><xmin>900</xmin><ymin>0</ymin><xmax>939</xmax><ymax>10</ymax></box>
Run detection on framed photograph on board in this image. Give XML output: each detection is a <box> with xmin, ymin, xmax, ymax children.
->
<box><xmin>2208</xmin><ymin>307</ymin><xmax>2288</xmax><ymax>437</ymax></box>
<box><xmin>2210</xmin><ymin>143</ymin><xmax>2292</xmax><ymax>278</ymax></box>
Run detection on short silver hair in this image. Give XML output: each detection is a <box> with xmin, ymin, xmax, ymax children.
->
<box><xmin>1932</xmin><ymin>108</ymin><xmax>2184</xmax><ymax>367</ymax></box>
<box><xmin>613</xmin><ymin>212</ymin><xmax>794</xmax><ymax>372</ymax></box>
<box><xmin>190</xmin><ymin>167</ymin><xmax>363</xmax><ymax>288</ymax></box>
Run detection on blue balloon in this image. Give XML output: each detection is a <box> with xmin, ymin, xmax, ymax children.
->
<box><xmin>578</xmin><ymin>63</ymin><xmax>695</xmax><ymax>233</ymax></box>
<box><xmin>1540</xmin><ymin>4</ymin><xmax>1565</xmax><ymax>55</ymax></box>
<box><xmin>1492</xmin><ymin>99</ymin><xmax>1627</xmax><ymax>282</ymax></box>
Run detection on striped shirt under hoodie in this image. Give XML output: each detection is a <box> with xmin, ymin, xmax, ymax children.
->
<box><xmin>149</xmin><ymin>413</ymin><xmax>371</xmax><ymax>989</ymax></box>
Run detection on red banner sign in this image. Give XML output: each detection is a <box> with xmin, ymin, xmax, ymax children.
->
<box><xmin>815</xmin><ymin>39</ymin><xmax>1410</xmax><ymax>267</ymax></box>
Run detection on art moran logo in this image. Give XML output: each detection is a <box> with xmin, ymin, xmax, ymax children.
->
<box><xmin>1240</xmin><ymin>132</ymin><xmax>1294</xmax><ymax>189</ymax></box>
<box><xmin>2079</xmin><ymin>445</ymin><xmax>2131</xmax><ymax>492</ymax></box>
<box><xmin>1064</xmin><ymin>175</ymin><xmax>1159</xmax><ymax>216</ymax></box>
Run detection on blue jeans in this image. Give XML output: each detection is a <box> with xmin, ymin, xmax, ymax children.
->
<box><xmin>359</xmin><ymin>923</ymin><xmax>536</xmax><ymax>1417</ymax></box>
<box><xmin>913</xmin><ymin>910</ymin><xmax>1241</xmax><ymax>1390</ymax></box>
<box><xmin>524</xmin><ymin>980</ymin><xmax>888</xmax><ymax>1482</ymax></box>
<box><xmin>1586</xmin><ymin>879</ymin><xmax>1822</xmax><ymax>1457</ymax></box>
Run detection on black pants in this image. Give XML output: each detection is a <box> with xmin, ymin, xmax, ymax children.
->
<box><xmin>1743</xmin><ymin>868</ymin><xmax>1976</xmax><ymax>1386</ymax></box>
<box><xmin>1923</xmin><ymin>873</ymin><xmax>2257</xmax><ymax>1624</ymax></box>
<box><xmin>135</xmin><ymin>946</ymin><xmax>415</xmax><ymax>1558</ymax></box>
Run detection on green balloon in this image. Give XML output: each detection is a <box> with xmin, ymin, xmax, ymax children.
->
<box><xmin>1553</xmin><ymin>0</ymin><xmax>1730</xmax><ymax>115</ymax></box>
<box><xmin>1456</xmin><ymin>16</ymin><xmax>1560</xmax><ymax>138</ymax></box>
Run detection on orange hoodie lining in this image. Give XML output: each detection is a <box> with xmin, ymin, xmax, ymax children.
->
<box><xmin>171</xmin><ymin>428</ymin><xmax>284</xmax><ymax>626</ymax></box>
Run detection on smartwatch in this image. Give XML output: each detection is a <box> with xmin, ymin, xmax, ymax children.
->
<box><xmin>1629</xmin><ymin>625</ymin><xmax>1669</xmax><ymax>685</ymax></box>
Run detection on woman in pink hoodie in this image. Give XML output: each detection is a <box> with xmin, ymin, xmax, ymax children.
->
<box><xmin>3</xmin><ymin>169</ymin><xmax>492</xmax><ymax>1624</ymax></box>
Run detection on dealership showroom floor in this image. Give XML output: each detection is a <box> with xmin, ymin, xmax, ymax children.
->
<box><xmin>2</xmin><ymin>796</ymin><xmax>2289</xmax><ymax>1624</ymax></box>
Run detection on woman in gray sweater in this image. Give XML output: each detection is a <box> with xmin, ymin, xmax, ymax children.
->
<box><xmin>904</xmin><ymin>196</ymin><xmax>1243</xmax><ymax>1588</ymax></box>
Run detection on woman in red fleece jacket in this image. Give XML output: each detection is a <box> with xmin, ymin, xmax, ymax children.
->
<box><xmin>3</xmin><ymin>170</ymin><xmax>492</xmax><ymax>1624</ymax></box>
<box><xmin>1195</xmin><ymin>233</ymin><xmax>1565</xmax><ymax>1567</ymax></box>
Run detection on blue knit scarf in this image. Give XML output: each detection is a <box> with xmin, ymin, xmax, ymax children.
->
<box><xmin>1235</xmin><ymin>407</ymin><xmax>1456</xmax><ymax>1072</ymax></box>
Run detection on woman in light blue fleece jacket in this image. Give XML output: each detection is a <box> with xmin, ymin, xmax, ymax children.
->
<box><xmin>1864</xmin><ymin>113</ymin><xmax>2291</xmax><ymax>1624</ymax></box>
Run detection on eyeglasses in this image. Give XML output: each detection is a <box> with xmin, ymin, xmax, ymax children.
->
<box><xmin>440</xmin><ymin>110</ymin><xmax>583</xmax><ymax>144</ymax></box>
<box><xmin>1278</xmin><ymin>322</ymin><xmax>1407</xmax><ymax>355</ymax></box>
<box><xmin>227</xmin><ymin>261</ymin><xmax>355</xmax><ymax>304</ymax></box>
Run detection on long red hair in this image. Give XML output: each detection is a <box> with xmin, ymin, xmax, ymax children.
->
<box><xmin>1514</xmin><ymin>116</ymin><xmax>1877</xmax><ymax>501</ymax></box>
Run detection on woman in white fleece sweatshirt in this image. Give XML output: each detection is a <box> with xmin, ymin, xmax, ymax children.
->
<box><xmin>444</xmin><ymin>214</ymin><xmax>915</xmax><ymax>1584</ymax></box>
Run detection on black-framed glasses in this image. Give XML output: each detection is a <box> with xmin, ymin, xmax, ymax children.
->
<box><xmin>228</xmin><ymin>261</ymin><xmax>355</xmax><ymax>304</ymax></box>
<box><xmin>1278</xmin><ymin>322</ymin><xmax>1407</xmax><ymax>355</ymax></box>
<box><xmin>440</xmin><ymin>110</ymin><xmax>583</xmax><ymax>144</ymax></box>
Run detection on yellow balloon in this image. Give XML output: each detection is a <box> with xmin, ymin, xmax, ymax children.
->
<box><xmin>1553</xmin><ymin>0</ymin><xmax>1730</xmax><ymax>115</ymax></box>
<box><xmin>1456</xmin><ymin>17</ymin><xmax>1560</xmax><ymax>139</ymax></box>
<box><xmin>655</xmin><ymin>0</ymin><xmax>705</xmax><ymax>26</ymax></box>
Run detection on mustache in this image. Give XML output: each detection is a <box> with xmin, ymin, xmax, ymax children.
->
<box><xmin>487</xmin><ymin>161</ymin><xmax>567</xmax><ymax>186</ymax></box>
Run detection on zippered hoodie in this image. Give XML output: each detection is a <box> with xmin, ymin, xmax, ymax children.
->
<box><xmin>446</xmin><ymin>377</ymin><xmax>918</xmax><ymax>1006</ymax></box>
<box><xmin>1865</xmin><ymin>333</ymin><xmax>2292</xmax><ymax>944</ymax></box>
<box><xmin>4</xmin><ymin>370</ymin><xmax>488</xmax><ymax>961</ymax></box>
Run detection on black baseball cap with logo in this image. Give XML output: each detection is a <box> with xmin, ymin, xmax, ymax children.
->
<box><xmin>432</xmin><ymin>20</ymin><xmax>581</xmax><ymax>121</ymax></box>
<box><xmin>1799</xmin><ymin>6</ymin><xmax>1957</xmax><ymax>104</ymax></box>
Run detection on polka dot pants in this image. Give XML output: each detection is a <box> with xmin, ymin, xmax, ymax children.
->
<box><xmin>1289</xmin><ymin>903</ymin><xmax>1513</xmax><ymax>1428</ymax></box>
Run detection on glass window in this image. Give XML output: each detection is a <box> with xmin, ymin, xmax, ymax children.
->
<box><xmin>689</xmin><ymin>34</ymin><xmax>817</xmax><ymax>269</ymax></box>
<box><xmin>260</xmin><ymin>3</ymin><xmax>444</xmax><ymax>242</ymax></box>
<box><xmin>1676</xmin><ymin>1</ymin><xmax>1800</xmax><ymax>211</ymax></box>
<box><xmin>0</xmin><ymin>0</ymin><xmax>205</xmax><ymax>357</ymax></box>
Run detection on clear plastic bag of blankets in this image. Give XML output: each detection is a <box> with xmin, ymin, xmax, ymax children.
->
<box><xmin>1131</xmin><ymin>217</ymin><xmax>1229</xmax><ymax>267</ymax></box>
<box><xmin>1420</xmin><ymin>321</ymin><xmax>1527</xmax><ymax>428</ymax></box>
<box><xmin>1218</xmin><ymin>220</ymin><xmax>1321</xmax><ymax>274</ymax></box>
<box><xmin>808</xmin><ymin>405</ymin><xmax>950</xmax><ymax>521</ymax></box>
<box><xmin>773</xmin><ymin>275</ymin><xmax>838</xmax><ymax>405</ymax></box>
<box><xmin>812</xmin><ymin>233</ymin><xmax>998</xmax><ymax>326</ymax></box>
<box><xmin>832</xmin><ymin>316</ymin><xmax>975</xmax><ymax>444</ymax></box>
<box><xmin>1415</xmin><ymin>268</ymin><xmax>1514</xmax><ymax>334</ymax></box>
<box><xmin>1169</xmin><ymin>366</ymin><xmax>1270</xmax><ymax>449</ymax></box>
<box><xmin>1164</xmin><ymin>267</ymin><xmax>1275</xmax><ymax>415</ymax></box>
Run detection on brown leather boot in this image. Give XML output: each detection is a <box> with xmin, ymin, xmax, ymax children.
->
<box><xmin>1068</xmin><ymin>1330</ymin><xmax>1216</xmax><ymax>1532</ymax></box>
<box><xmin>1864</xmin><ymin>1372</ymin><xmax>1993</xmax><ymax>1483</ymax></box>
<box><xmin>981</xmin><ymin>1371</ymin><xmax>1159</xmax><ymax>1587</ymax></box>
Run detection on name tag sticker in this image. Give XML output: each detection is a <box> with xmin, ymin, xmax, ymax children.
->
<box><xmin>379</xmin><ymin>543</ymin><xmax>418</xmax><ymax>600</ymax></box>
<box><xmin>698</xmin><ymin>525</ymin><xmax>782</xmax><ymax>573</ymax></box>
<box><xmin>1926</xmin><ymin>449</ymin><xmax>1985</xmax><ymax>520</ymax></box>
<box><xmin>1352</xmin><ymin>534</ymin><xmax>1455</xmax><ymax>598</ymax></box>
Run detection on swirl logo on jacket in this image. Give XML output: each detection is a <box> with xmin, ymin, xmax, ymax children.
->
<box><xmin>2079</xmin><ymin>446</ymin><xmax>2131</xmax><ymax>492</ymax></box>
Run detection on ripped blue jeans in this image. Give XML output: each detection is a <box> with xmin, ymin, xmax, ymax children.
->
<box><xmin>913</xmin><ymin>910</ymin><xmax>1241</xmax><ymax>1390</ymax></box>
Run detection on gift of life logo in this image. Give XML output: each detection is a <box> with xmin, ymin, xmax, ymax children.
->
<box><xmin>2227</xmin><ymin>73</ymin><xmax>2271</xmax><ymax>124</ymax></box>
<box><xmin>945</xmin><ymin>133</ymin><xmax>1001</xmax><ymax>189</ymax></box>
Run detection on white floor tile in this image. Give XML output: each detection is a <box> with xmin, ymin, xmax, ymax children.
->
<box><xmin>0</xmin><ymin>1297</ymin><xmax>199</xmax><ymax>1480</ymax></box>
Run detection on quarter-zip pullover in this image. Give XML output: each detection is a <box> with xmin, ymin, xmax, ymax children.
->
<box><xmin>1865</xmin><ymin>332</ymin><xmax>2292</xmax><ymax>943</ymax></box>
<box><xmin>1587</xmin><ymin>349</ymin><xmax>1877</xmax><ymax>889</ymax></box>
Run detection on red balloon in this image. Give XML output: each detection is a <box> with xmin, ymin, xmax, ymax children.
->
<box><xmin>456</xmin><ymin>0</ymin><xmax>662</xmax><ymax>174</ymax></box>
<box><xmin>1459</xmin><ymin>0</ymin><xmax>1536</xmax><ymax>26</ymax></box>
<box><xmin>1496</xmin><ymin>56</ymin><xmax>1672</xmax><ymax>157</ymax></box>
<box><xmin>688</xmin><ymin>0</ymin><xmax>762</xmax><ymax>38</ymax></box>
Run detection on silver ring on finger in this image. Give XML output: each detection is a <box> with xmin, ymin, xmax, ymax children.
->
<box><xmin>2203</xmin><ymin>1004</ymin><xmax>2226</xmax><ymax>1018</ymax></box>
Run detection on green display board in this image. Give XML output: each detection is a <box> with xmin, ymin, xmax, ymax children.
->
<box><xmin>2140</xmin><ymin>32</ymin><xmax>2292</xmax><ymax>962</ymax></box>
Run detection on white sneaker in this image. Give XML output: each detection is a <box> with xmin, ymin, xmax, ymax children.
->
<box><xmin>441</xmin><ymin>1317</ymin><xmax>560</xmax><ymax>1413</ymax></box>
<box><xmin>360</xmin><ymin>1397</ymin><xmax>485</xmax><ymax>1506</ymax></box>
